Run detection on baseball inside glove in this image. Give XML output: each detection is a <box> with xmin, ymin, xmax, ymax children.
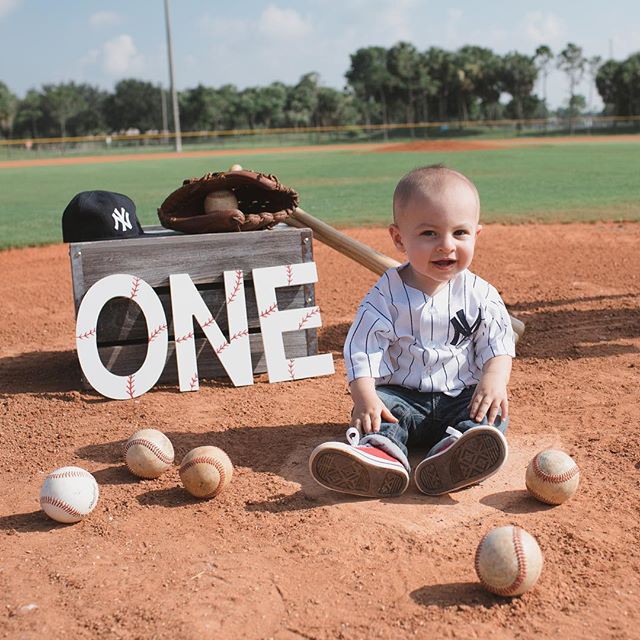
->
<box><xmin>157</xmin><ymin>169</ymin><xmax>299</xmax><ymax>233</ymax></box>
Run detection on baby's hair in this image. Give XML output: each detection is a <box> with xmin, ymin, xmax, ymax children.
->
<box><xmin>392</xmin><ymin>164</ymin><xmax>480</xmax><ymax>222</ymax></box>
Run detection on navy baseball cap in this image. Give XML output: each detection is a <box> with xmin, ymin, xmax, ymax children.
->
<box><xmin>62</xmin><ymin>190</ymin><xmax>144</xmax><ymax>242</ymax></box>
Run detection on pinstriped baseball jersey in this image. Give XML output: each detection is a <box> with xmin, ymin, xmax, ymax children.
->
<box><xmin>344</xmin><ymin>266</ymin><xmax>515</xmax><ymax>396</ymax></box>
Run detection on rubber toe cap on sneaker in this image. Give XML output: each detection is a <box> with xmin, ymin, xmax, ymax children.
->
<box><xmin>309</xmin><ymin>442</ymin><xmax>409</xmax><ymax>498</ymax></box>
<box><xmin>414</xmin><ymin>427</ymin><xmax>508</xmax><ymax>496</ymax></box>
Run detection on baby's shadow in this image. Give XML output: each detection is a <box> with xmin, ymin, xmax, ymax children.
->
<box><xmin>245</xmin><ymin>485</ymin><xmax>459</xmax><ymax>514</ymax></box>
<box><xmin>480</xmin><ymin>489</ymin><xmax>552</xmax><ymax>514</ymax></box>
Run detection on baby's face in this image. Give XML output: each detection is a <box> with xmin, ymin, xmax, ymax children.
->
<box><xmin>389</xmin><ymin>179</ymin><xmax>481</xmax><ymax>294</ymax></box>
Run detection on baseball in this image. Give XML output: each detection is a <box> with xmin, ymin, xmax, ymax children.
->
<box><xmin>475</xmin><ymin>525</ymin><xmax>543</xmax><ymax>596</ymax></box>
<box><xmin>526</xmin><ymin>448</ymin><xmax>580</xmax><ymax>505</ymax></box>
<box><xmin>204</xmin><ymin>189</ymin><xmax>238</xmax><ymax>213</ymax></box>
<box><xmin>40</xmin><ymin>466</ymin><xmax>99</xmax><ymax>524</ymax></box>
<box><xmin>124</xmin><ymin>428</ymin><xmax>175</xmax><ymax>479</ymax></box>
<box><xmin>229</xmin><ymin>163</ymin><xmax>243</xmax><ymax>171</ymax></box>
<box><xmin>179</xmin><ymin>446</ymin><xmax>233</xmax><ymax>499</ymax></box>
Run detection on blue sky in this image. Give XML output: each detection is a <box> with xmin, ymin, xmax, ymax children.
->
<box><xmin>1</xmin><ymin>0</ymin><xmax>639</xmax><ymax>109</ymax></box>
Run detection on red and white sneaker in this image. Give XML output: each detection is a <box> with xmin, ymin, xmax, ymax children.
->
<box><xmin>414</xmin><ymin>426</ymin><xmax>508</xmax><ymax>496</ymax></box>
<box><xmin>309</xmin><ymin>442</ymin><xmax>409</xmax><ymax>497</ymax></box>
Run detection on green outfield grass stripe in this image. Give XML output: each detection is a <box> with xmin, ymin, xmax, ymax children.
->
<box><xmin>0</xmin><ymin>141</ymin><xmax>639</xmax><ymax>249</ymax></box>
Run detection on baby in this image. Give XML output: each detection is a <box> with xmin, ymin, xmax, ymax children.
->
<box><xmin>309</xmin><ymin>164</ymin><xmax>515</xmax><ymax>497</ymax></box>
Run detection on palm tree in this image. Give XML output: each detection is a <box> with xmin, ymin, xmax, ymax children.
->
<box><xmin>587</xmin><ymin>56</ymin><xmax>603</xmax><ymax>112</ymax></box>
<box><xmin>557</xmin><ymin>43</ymin><xmax>586</xmax><ymax>132</ymax></box>
<box><xmin>534</xmin><ymin>45</ymin><xmax>553</xmax><ymax>108</ymax></box>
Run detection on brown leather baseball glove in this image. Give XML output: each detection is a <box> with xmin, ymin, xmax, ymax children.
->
<box><xmin>157</xmin><ymin>169</ymin><xmax>299</xmax><ymax>233</ymax></box>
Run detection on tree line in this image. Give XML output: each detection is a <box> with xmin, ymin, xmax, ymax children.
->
<box><xmin>0</xmin><ymin>41</ymin><xmax>638</xmax><ymax>140</ymax></box>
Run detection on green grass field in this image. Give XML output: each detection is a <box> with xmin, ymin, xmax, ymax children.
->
<box><xmin>1</xmin><ymin>139</ymin><xmax>639</xmax><ymax>249</ymax></box>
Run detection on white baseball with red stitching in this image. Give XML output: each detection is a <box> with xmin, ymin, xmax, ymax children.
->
<box><xmin>475</xmin><ymin>525</ymin><xmax>543</xmax><ymax>596</ymax></box>
<box><xmin>124</xmin><ymin>429</ymin><xmax>175</xmax><ymax>479</ymax></box>
<box><xmin>40</xmin><ymin>466</ymin><xmax>99</xmax><ymax>524</ymax></box>
<box><xmin>525</xmin><ymin>448</ymin><xmax>580</xmax><ymax>505</ymax></box>
<box><xmin>179</xmin><ymin>446</ymin><xmax>233</xmax><ymax>499</ymax></box>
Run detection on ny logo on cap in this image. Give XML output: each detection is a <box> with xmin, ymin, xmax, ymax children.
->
<box><xmin>112</xmin><ymin>207</ymin><xmax>133</xmax><ymax>232</ymax></box>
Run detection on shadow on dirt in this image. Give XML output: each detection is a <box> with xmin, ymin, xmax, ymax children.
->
<box><xmin>510</xmin><ymin>293</ymin><xmax>637</xmax><ymax>312</ymax></box>
<box><xmin>410</xmin><ymin>582</ymin><xmax>502</xmax><ymax>608</ymax></box>
<box><xmin>77</xmin><ymin>422</ymin><xmax>345</xmax><ymax>470</ymax></box>
<box><xmin>479</xmin><ymin>489</ymin><xmax>552</xmax><ymax>514</ymax></box>
<box><xmin>318</xmin><ymin>321</ymin><xmax>350</xmax><ymax>354</ymax></box>
<box><xmin>76</xmin><ymin>421</ymin><xmax>459</xmax><ymax>511</ymax></box>
<box><xmin>510</xmin><ymin>301</ymin><xmax>640</xmax><ymax>360</ymax></box>
<box><xmin>0</xmin><ymin>350</ymin><xmax>80</xmax><ymax>393</ymax></box>
<box><xmin>90</xmin><ymin>465</ymin><xmax>138</xmax><ymax>485</ymax></box>
<box><xmin>0</xmin><ymin>509</ymin><xmax>67</xmax><ymax>533</ymax></box>
<box><xmin>136</xmin><ymin>486</ymin><xmax>199</xmax><ymax>508</ymax></box>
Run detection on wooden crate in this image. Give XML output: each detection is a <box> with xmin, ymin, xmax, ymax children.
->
<box><xmin>69</xmin><ymin>226</ymin><xmax>316</xmax><ymax>388</ymax></box>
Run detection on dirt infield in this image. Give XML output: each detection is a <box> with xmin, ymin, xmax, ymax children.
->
<box><xmin>1</xmin><ymin>223</ymin><xmax>639</xmax><ymax>638</ymax></box>
<box><xmin>0</xmin><ymin>143</ymin><xmax>383</xmax><ymax>169</ymax></box>
<box><xmin>1</xmin><ymin>134</ymin><xmax>638</xmax><ymax>169</ymax></box>
<box><xmin>375</xmin><ymin>134</ymin><xmax>640</xmax><ymax>154</ymax></box>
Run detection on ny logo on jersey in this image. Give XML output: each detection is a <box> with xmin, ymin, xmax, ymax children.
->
<box><xmin>112</xmin><ymin>207</ymin><xmax>133</xmax><ymax>232</ymax></box>
<box><xmin>450</xmin><ymin>309</ymin><xmax>482</xmax><ymax>346</ymax></box>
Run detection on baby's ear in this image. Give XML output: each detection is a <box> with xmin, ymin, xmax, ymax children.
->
<box><xmin>476</xmin><ymin>224</ymin><xmax>483</xmax><ymax>237</ymax></box>
<box><xmin>388</xmin><ymin>224</ymin><xmax>405</xmax><ymax>252</ymax></box>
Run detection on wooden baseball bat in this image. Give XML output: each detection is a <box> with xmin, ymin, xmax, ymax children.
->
<box><xmin>285</xmin><ymin>207</ymin><xmax>525</xmax><ymax>340</ymax></box>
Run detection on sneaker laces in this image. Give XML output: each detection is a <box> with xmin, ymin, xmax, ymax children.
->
<box><xmin>346</xmin><ymin>426</ymin><xmax>361</xmax><ymax>446</ymax></box>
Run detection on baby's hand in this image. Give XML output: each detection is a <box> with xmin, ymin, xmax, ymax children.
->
<box><xmin>469</xmin><ymin>372</ymin><xmax>509</xmax><ymax>425</ymax></box>
<box><xmin>351</xmin><ymin>399</ymin><xmax>398</xmax><ymax>434</ymax></box>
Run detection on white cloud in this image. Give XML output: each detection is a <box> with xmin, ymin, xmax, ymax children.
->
<box><xmin>102</xmin><ymin>35</ymin><xmax>145</xmax><ymax>76</ymax></box>
<box><xmin>378</xmin><ymin>0</ymin><xmax>419</xmax><ymax>41</ymax></box>
<box><xmin>445</xmin><ymin>7</ymin><xmax>463</xmax><ymax>46</ymax></box>
<box><xmin>523</xmin><ymin>11</ymin><xmax>566</xmax><ymax>47</ymax></box>
<box><xmin>89</xmin><ymin>11</ymin><xmax>122</xmax><ymax>28</ymax></box>
<box><xmin>258</xmin><ymin>5</ymin><xmax>312</xmax><ymax>39</ymax></box>
<box><xmin>0</xmin><ymin>0</ymin><xmax>20</xmax><ymax>20</ymax></box>
<box><xmin>610</xmin><ymin>29</ymin><xmax>640</xmax><ymax>60</ymax></box>
<box><xmin>201</xmin><ymin>15</ymin><xmax>250</xmax><ymax>38</ymax></box>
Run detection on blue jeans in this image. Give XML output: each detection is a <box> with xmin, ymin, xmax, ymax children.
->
<box><xmin>360</xmin><ymin>385</ymin><xmax>508</xmax><ymax>468</ymax></box>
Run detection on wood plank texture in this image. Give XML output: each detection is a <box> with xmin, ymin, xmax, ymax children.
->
<box><xmin>70</xmin><ymin>227</ymin><xmax>313</xmax><ymax>294</ymax></box>
<box><xmin>69</xmin><ymin>226</ymin><xmax>318</xmax><ymax>387</ymax></box>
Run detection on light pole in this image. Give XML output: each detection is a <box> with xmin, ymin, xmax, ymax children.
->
<box><xmin>160</xmin><ymin>85</ymin><xmax>168</xmax><ymax>145</ymax></box>
<box><xmin>164</xmin><ymin>0</ymin><xmax>182</xmax><ymax>152</ymax></box>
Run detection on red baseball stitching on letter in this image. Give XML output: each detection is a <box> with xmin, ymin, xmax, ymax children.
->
<box><xmin>130</xmin><ymin>277</ymin><xmax>141</xmax><ymax>299</ymax></box>
<box><xmin>77</xmin><ymin>328</ymin><xmax>97</xmax><ymax>340</ymax></box>
<box><xmin>298</xmin><ymin>308</ymin><xmax>319</xmax><ymax>330</ymax></box>
<box><xmin>176</xmin><ymin>331</ymin><xmax>194</xmax><ymax>343</ymax></box>
<box><xmin>226</xmin><ymin>270</ymin><xmax>243</xmax><ymax>305</ymax></box>
<box><xmin>126</xmin><ymin>375</ymin><xmax>135</xmax><ymax>399</ymax></box>
<box><xmin>201</xmin><ymin>317</ymin><xmax>215</xmax><ymax>329</ymax></box>
<box><xmin>532</xmin><ymin>452</ymin><xmax>579</xmax><ymax>484</ymax></box>
<box><xmin>148</xmin><ymin>324</ymin><xmax>167</xmax><ymax>343</ymax></box>
<box><xmin>215</xmin><ymin>329</ymin><xmax>249</xmax><ymax>354</ymax></box>
<box><xmin>286</xmin><ymin>264</ymin><xmax>293</xmax><ymax>286</ymax></box>
<box><xmin>260</xmin><ymin>303</ymin><xmax>277</xmax><ymax>318</ymax></box>
<box><xmin>190</xmin><ymin>373</ymin><xmax>198</xmax><ymax>391</ymax></box>
<box><xmin>287</xmin><ymin>359</ymin><xmax>295</xmax><ymax>380</ymax></box>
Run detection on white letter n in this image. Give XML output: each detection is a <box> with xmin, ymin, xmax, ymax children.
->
<box><xmin>170</xmin><ymin>271</ymin><xmax>253</xmax><ymax>391</ymax></box>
